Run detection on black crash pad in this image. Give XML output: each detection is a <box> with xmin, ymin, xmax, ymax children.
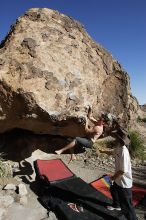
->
<box><xmin>40</xmin><ymin>177</ymin><xmax>125</xmax><ymax>220</ymax></box>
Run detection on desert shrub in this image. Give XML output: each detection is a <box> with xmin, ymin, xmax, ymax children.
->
<box><xmin>0</xmin><ymin>153</ymin><xmax>12</xmax><ymax>177</ymax></box>
<box><xmin>141</xmin><ymin>117</ymin><xmax>146</xmax><ymax>123</ymax></box>
<box><xmin>94</xmin><ymin>137</ymin><xmax>116</xmax><ymax>150</ymax></box>
<box><xmin>137</xmin><ymin>116</ymin><xmax>142</xmax><ymax>122</ymax></box>
<box><xmin>0</xmin><ymin>153</ymin><xmax>5</xmax><ymax>177</ymax></box>
<box><xmin>137</xmin><ymin>116</ymin><xmax>146</xmax><ymax>123</ymax></box>
<box><xmin>129</xmin><ymin>131</ymin><xmax>146</xmax><ymax>160</ymax></box>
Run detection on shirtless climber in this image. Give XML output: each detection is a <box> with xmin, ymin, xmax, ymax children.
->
<box><xmin>55</xmin><ymin>107</ymin><xmax>106</xmax><ymax>162</ymax></box>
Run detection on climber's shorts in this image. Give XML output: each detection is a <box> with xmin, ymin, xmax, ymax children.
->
<box><xmin>74</xmin><ymin>137</ymin><xmax>93</xmax><ymax>148</ymax></box>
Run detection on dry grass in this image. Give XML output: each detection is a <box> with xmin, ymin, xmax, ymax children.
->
<box><xmin>129</xmin><ymin>130</ymin><xmax>146</xmax><ymax>161</ymax></box>
<box><xmin>0</xmin><ymin>153</ymin><xmax>12</xmax><ymax>178</ymax></box>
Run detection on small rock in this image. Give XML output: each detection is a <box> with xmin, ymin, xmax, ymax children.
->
<box><xmin>12</xmin><ymin>167</ymin><xmax>20</xmax><ymax>172</ymax></box>
<box><xmin>4</xmin><ymin>183</ymin><xmax>16</xmax><ymax>190</ymax></box>
<box><xmin>18</xmin><ymin>183</ymin><xmax>28</xmax><ymax>196</ymax></box>
<box><xmin>19</xmin><ymin>195</ymin><xmax>28</xmax><ymax>205</ymax></box>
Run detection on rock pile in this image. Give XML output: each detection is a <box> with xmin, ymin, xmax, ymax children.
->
<box><xmin>0</xmin><ymin>180</ymin><xmax>27</xmax><ymax>218</ymax></box>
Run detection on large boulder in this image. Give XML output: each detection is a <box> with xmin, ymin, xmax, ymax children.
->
<box><xmin>0</xmin><ymin>8</ymin><xmax>138</xmax><ymax>136</ymax></box>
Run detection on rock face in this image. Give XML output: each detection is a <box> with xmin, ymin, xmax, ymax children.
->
<box><xmin>0</xmin><ymin>8</ymin><xmax>138</xmax><ymax>136</ymax></box>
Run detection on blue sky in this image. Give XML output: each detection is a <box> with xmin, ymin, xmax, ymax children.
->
<box><xmin>0</xmin><ymin>0</ymin><xmax>145</xmax><ymax>104</ymax></box>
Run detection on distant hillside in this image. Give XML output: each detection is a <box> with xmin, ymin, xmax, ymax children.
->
<box><xmin>140</xmin><ymin>104</ymin><xmax>146</xmax><ymax>112</ymax></box>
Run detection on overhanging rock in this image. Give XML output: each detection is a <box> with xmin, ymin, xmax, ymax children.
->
<box><xmin>0</xmin><ymin>8</ymin><xmax>139</xmax><ymax>136</ymax></box>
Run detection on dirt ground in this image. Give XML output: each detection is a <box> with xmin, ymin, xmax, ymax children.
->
<box><xmin>1</xmin><ymin>151</ymin><xmax>106</xmax><ymax>220</ymax></box>
<box><xmin>1</xmin><ymin>148</ymin><xmax>146</xmax><ymax>220</ymax></box>
<box><xmin>1</xmin><ymin>121</ymin><xmax>146</xmax><ymax>219</ymax></box>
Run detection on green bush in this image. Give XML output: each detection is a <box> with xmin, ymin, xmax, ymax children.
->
<box><xmin>129</xmin><ymin>131</ymin><xmax>146</xmax><ymax>160</ymax></box>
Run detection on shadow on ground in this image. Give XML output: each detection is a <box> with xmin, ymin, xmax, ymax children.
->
<box><xmin>0</xmin><ymin>128</ymin><xmax>86</xmax><ymax>162</ymax></box>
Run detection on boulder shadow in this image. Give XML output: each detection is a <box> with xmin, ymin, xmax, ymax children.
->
<box><xmin>0</xmin><ymin>128</ymin><xmax>86</xmax><ymax>163</ymax></box>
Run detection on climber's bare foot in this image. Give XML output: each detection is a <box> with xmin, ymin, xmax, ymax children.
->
<box><xmin>55</xmin><ymin>150</ymin><xmax>62</xmax><ymax>155</ymax></box>
<box><xmin>68</xmin><ymin>154</ymin><xmax>77</xmax><ymax>164</ymax></box>
<box><xmin>72</xmin><ymin>154</ymin><xmax>77</xmax><ymax>160</ymax></box>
